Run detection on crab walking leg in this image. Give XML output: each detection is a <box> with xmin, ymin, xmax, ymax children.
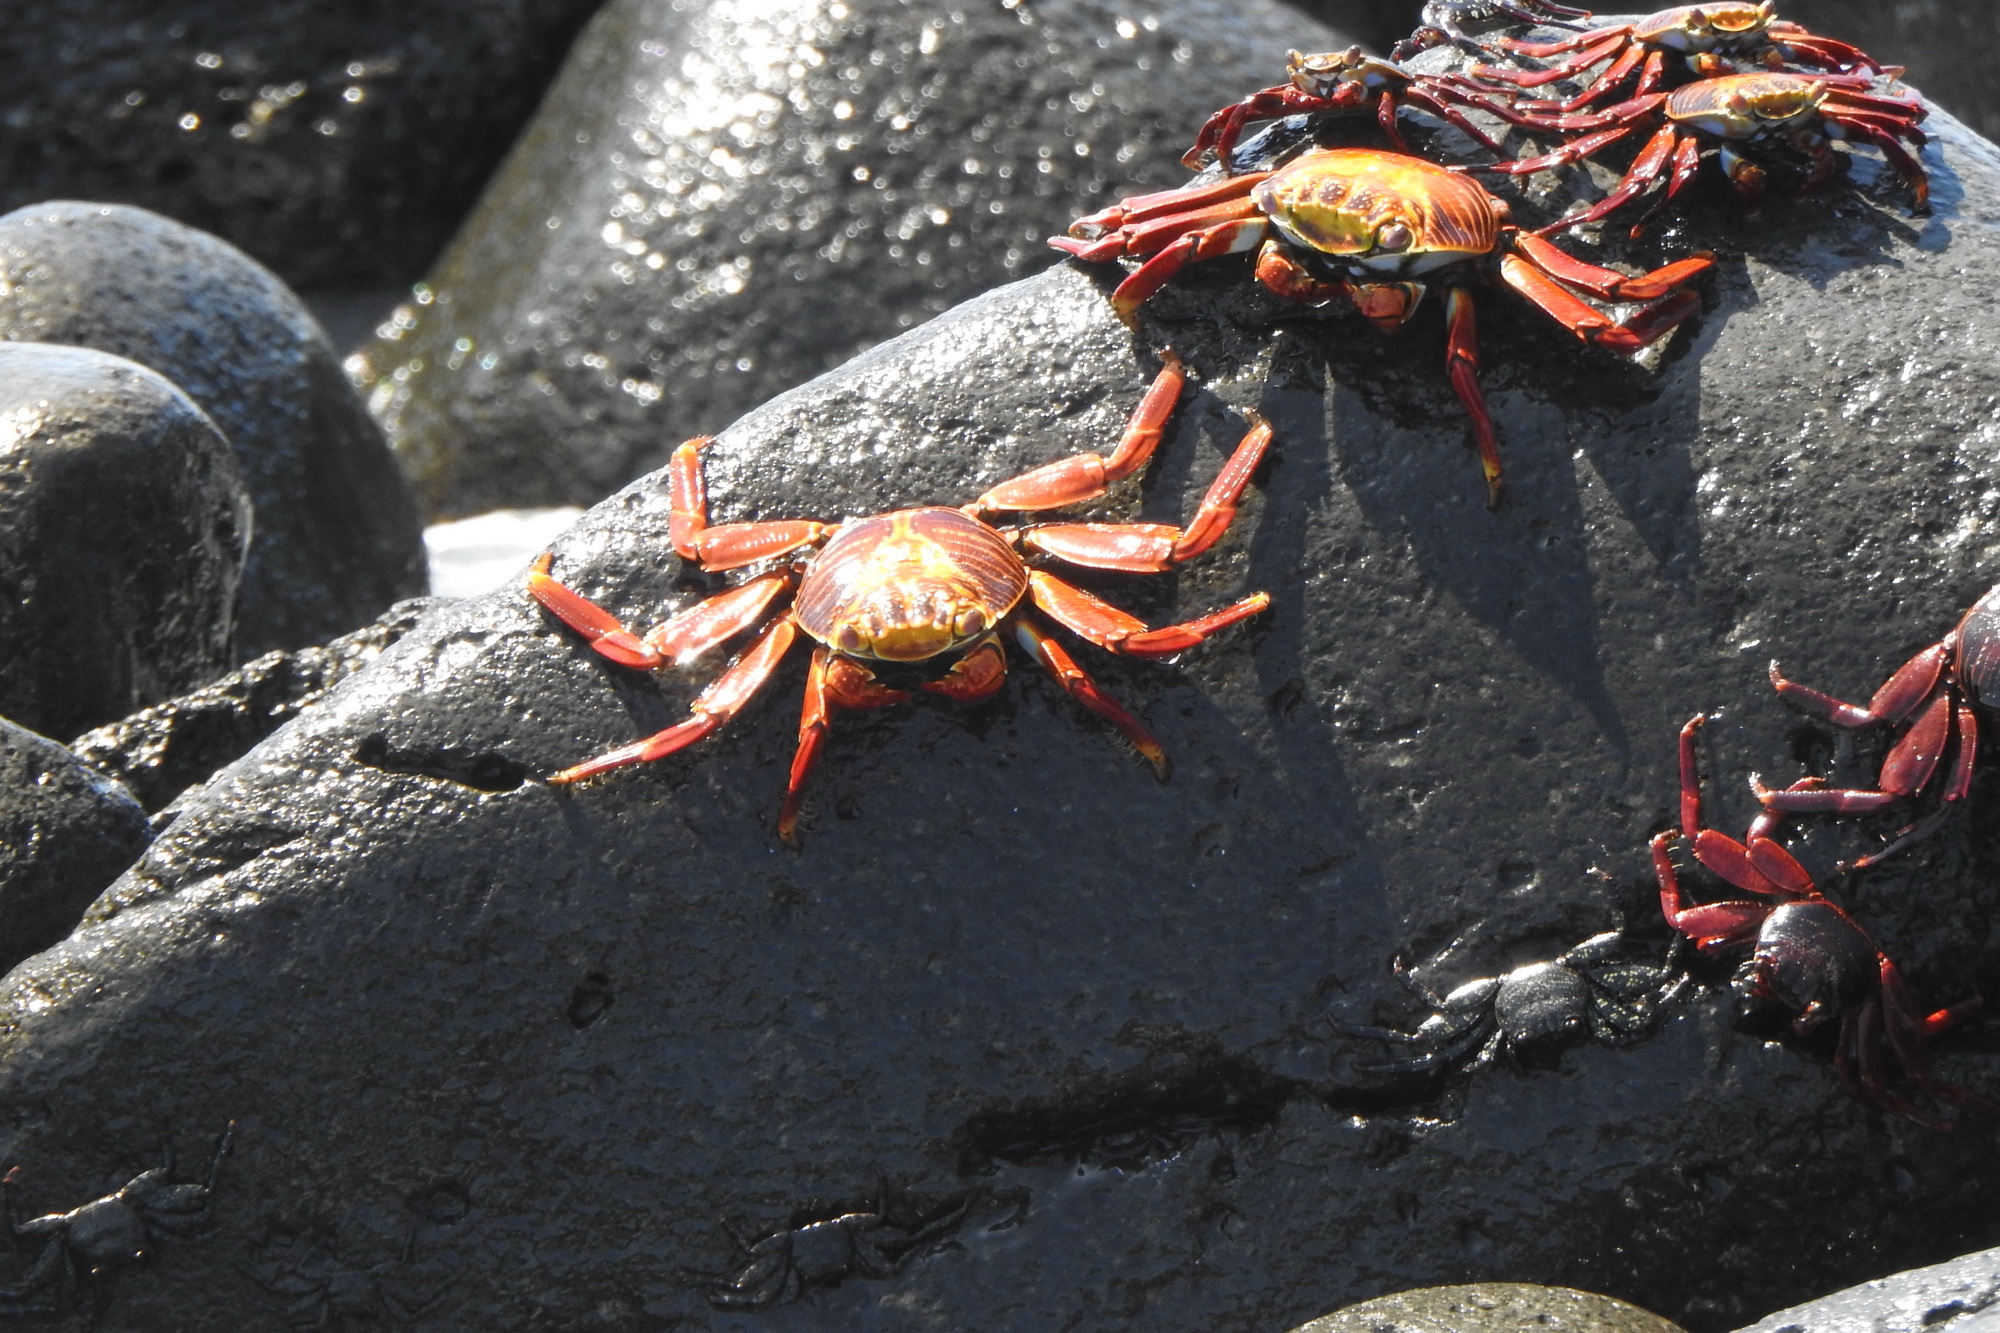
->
<box><xmin>1013</xmin><ymin>616</ymin><xmax>1168</xmax><ymax>777</ymax></box>
<box><xmin>1754</xmin><ymin>690</ymin><xmax>1958</xmax><ymax>814</ymax></box>
<box><xmin>528</xmin><ymin>552</ymin><xmax>672</xmax><ymax>670</ymax></box>
<box><xmin>1534</xmin><ymin>126</ymin><xmax>1682</xmax><ymax>235</ymax></box>
<box><xmin>775</xmin><ymin>646</ymin><xmax>910</xmax><ymax>845</ymax></box>
<box><xmin>1028</xmin><ymin>570</ymin><xmax>1270</xmax><ymax>659</ymax></box>
<box><xmin>646</xmin><ymin>573</ymin><xmax>795</xmax><ymax>665</ymax></box>
<box><xmin>1769</xmin><ymin>644</ymin><xmax>1949</xmax><ymax>729</ymax></box>
<box><xmin>1678</xmin><ymin>715</ymin><xmax>1809</xmax><ymax>896</ymax></box>
<box><xmin>1497</xmin><ymin>254</ymin><xmax>1701</xmax><ymax>355</ymax></box>
<box><xmin>1102</xmin><ymin>217</ymin><xmax>1272</xmax><ymax>326</ymax></box>
<box><xmin>1510</xmin><ymin>232</ymin><xmax>1712</xmax><ymax>302</ymax></box>
<box><xmin>667</xmin><ymin>436</ymin><xmax>715</xmax><ymax>558</ymax></box>
<box><xmin>548</xmin><ymin>618</ymin><xmax>798</xmax><ymax>784</ymax></box>
<box><xmin>1441</xmin><ymin>287</ymin><xmax>1503</xmax><ymax>509</ymax></box>
<box><xmin>1066</xmin><ymin>171</ymin><xmax>1271</xmax><ymax>235</ymax></box>
<box><xmin>968</xmin><ymin>352</ymin><xmax>1187</xmax><ymax>514</ymax></box>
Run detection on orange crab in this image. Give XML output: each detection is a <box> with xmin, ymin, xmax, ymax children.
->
<box><xmin>527</xmin><ymin>354</ymin><xmax>1272</xmax><ymax>843</ymax></box>
<box><xmin>1481</xmin><ymin>70</ymin><xmax>1928</xmax><ymax>232</ymax></box>
<box><xmin>1051</xmin><ymin>147</ymin><xmax>1714</xmax><ymax>507</ymax></box>
<box><xmin>1464</xmin><ymin>3</ymin><xmax>1892</xmax><ymax>115</ymax></box>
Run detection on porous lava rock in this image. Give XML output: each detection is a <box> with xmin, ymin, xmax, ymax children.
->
<box><xmin>1732</xmin><ymin>1245</ymin><xmax>2000</xmax><ymax>1333</ymax></box>
<box><xmin>1292</xmin><ymin>1283</ymin><xmax>1688</xmax><ymax>1333</ymax></box>
<box><xmin>5</xmin><ymin>105</ymin><xmax>2000</xmax><ymax>1333</ymax></box>
<box><xmin>0</xmin><ymin>342</ymin><xmax>250</xmax><ymax>739</ymax></box>
<box><xmin>70</xmin><ymin>598</ymin><xmax>444</xmax><ymax>816</ymax></box>
<box><xmin>0</xmin><ymin>0</ymin><xmax>609</xmax><ymax>291</ymax></box>
<box><xmin>0</xmin><ymin>718</ymin><xmax>150</xmax><ymax>977</ymax></box>
<box><xmin>354</xmin><ymin>0</ymin><xmax>1354</xmax><ymax>518</ymax></box>
<box><xmin>0</xmin><ymin>203</ymin><xmax>429</xmax><ymax>657</ymax></box>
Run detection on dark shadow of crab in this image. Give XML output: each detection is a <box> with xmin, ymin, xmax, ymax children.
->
<box><xmin>1339</xmin><ymin>930</ymin><xmax>1690</xmax><ymax>1076</ymax></box>
<box><xmin>695</xmin><ymin>1196</ymin><xmax>971</xmax><ymax>1312</ymax></box>
<box><xmin>0</xmin><ymin>1122</ymin><xmax>233</xmax><ymax>1317</ymax></box>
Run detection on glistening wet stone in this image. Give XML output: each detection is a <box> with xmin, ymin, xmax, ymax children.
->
<box><xmin>355</xmin><ymin>0</ymin><xmax>1353</xmax><ymax>518</ymax></box>
<box><xmin>0</xmin><ymin>203</ymin><xmax>429</xmax><ymax>656</ymax></box>
<box><xmin>0</xmin><ymin>342</ymin><xmax>250</xmax><ymax>739</ymax></box>
<box><xmin>5</xmin><ymin>109</ymin><xmax>2000</xmax><ymax>1333</ymax></box>
<box><xmin>0</xmin><ymin>0</ymin><xmax>609</xmax><ymax>290</ymax></box>
<box><xmin>1292</xmin><ymin>1283</ymin><xmax>1690</xmax><ymax>1333</ymax></box>
<box><xmin>1731</xmin><ymin>1245</ymin><xmax>2000</xmax><ymax>1333</ymax></box>
<box><xmin>0</xmin><ymin>718</ymin><xmax>151</xmax><ymax>976</ymax></box>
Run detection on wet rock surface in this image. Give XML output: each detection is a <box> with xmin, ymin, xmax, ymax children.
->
<box><xmin>0</xmin><ymin>0</ymin><xmax>609</xmax><ymax>291</ymax></box>
<box><xmin>1733</xmin><ymin>1246</ymin><xmax>2000</xmax><ymax>1333</ymax></box>
<box><xmin>0</xmin><ymin>342</ymin><xmax>250</xmax><ymax>739</ymax></box>
<box><xmin>70</xmin><ymin>599</ymin><xmax>444</xmax><ymax>816</ymax></box>
<box><xmin>0</xmin><ymin>718</ymin><xmax>150</xmax><ymax>978</ymax></box>
<box><xmin>0</xmin><ymin>203</ymin><xmax>430</xmax><ymax>657</ymax></box>
<box><xmin>5</xmin><ymin>93</ymin><xmax>2000</xmax><ymax>1333</ymax></box>
<box><xmin>1293</xmin><ymin>1283</ymin><xmax>1689</xmax><ymax>1333</ymax></box>
<box><xmin>355</xmin><ymin>0</ymin><xmax>1353</xmax><ymax>518</ymax></box>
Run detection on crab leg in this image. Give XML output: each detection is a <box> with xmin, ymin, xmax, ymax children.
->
<box><xmin>528</xmin><ymin>552</ymin><xmax>671</xmax><ymax>670</ymax></box>
<box><xmin>1496</xmin><ymin>254</ymin><xmax>1691</xmax><ymax>357</ymax></box>
<box><xmin>1494</xmin><ymin>23</ymin><xmax>1632</xmax><ymax>60</ymax></box>
<box><xmin>1511</xmin><ymin>230</ymin><xmax>1709</xmax><ymax>301</ymax></box>
<box><xmin>649</xmin><ymin>573</ymin><xmax>795</xmax><ymax>665</ymax></box>
<box><xmin>1027</xmin><ymin>570</ymin><xmax>1270</xmax><ymax>658</ymax></box>
<box><xmin>1184</xmin><ymin>86</ymin><xmax>1322</xmax><ymax>168</ymax></box>
<box><xmin>1678</xmin><ymin>715</ymin><xmax>1809</xmax><ymax>896</ymax></box>
<box><xmin>776</xmin><ymin>645</ymin><xmax>909</xmax><ymax>844</ymax></box>
<box><xmin>668</xmin><ymin>436</ymin><xmax>715</xmax><ymax>558</ymax></box>
<box><xmin>1065</xmin><ymin>173</ymin><xmax>1270</xmax><ymax>236</ymax></box>
<box><xmin>1441</xmin><ymin>287</ymin><xmax>1503</xmax><ymax>509</ymax></box>
<box><xmin>1873</xmin><ymin>959</ymin><xmax>1999</xmax><ymax>1116</ymax></box>
<box><xmin>1652</xmin><ymin>831</ymin><xmax>1770</xmax><ymax>951</ymax></box>
<box><xmin>1475</xmin><ymin>121</ymin><xmax>1645</xmax><ymax>178</ymax></box>
<box><xmin>1769</xmin><ymin>644</ymin><xmax>1948</xmax><ymax>729</ymax></box>
<box><xmin>1013</xmin><ymin>615</ymin><xmax>1168</xmax><ymax>776</ymax></box>
<box><xmin>1103</xmin><ymin>217</ymin><xmax>1273</xmax><ymax>326</ymax></box>
<box><xmin>968</xmin><ymin>353</ymin><xmax>1186</xmax><ymax>513</ymax></box>
<box><xmin>547</xmin><ymin>617</ymin><xmax>798</xmax><ymax>784</ymax></box>
<box><xmin>920</xmin><ymin>635</ymin><xmax>1009</xmax><ymax>702</ymax></box>
<box><xmin>1754</xmin><ymin>689</ymin><xmax>1958</xmax><ymax>814</ymax></box>
<box><xmin>1531</xmin><ymin>125</ymin><xmax>1681</xmax><ymax>235</ymax></box>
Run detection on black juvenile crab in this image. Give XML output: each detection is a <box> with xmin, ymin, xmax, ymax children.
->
<box><xmin>0</xmin><ymin>1123</ymin><xmax>233</xmax><ymax>1315</ymax></box>
<box><xmin>699</xmin><ymin>1199</ymin><xmax>967</xmax><ymax>1311</ymax></box>
<box><xmin>1340</xmin><ymin>931</ymin><xmax>1688</xmax><ymax>1075</ymax></box>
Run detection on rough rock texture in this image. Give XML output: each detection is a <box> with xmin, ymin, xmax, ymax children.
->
<box><xmin>70</xmin><ymin>599</ymin><xmax>444</xmax><ymax>816</ymax></box>
<box><xmin>4</xmin><ymin>101</ymin><xmax>2000</xmax><ymax>1333</ymax></box>
<box><xmin>0</xmin><ymin>719</ymin><xmax>150</xmax><ymax>978</ymax></box>
<box><xmin>354</xmin><ymin>0</ymin><xmax>1354</xmax><ymax>518</ymax></box>
<box><xmin>1733</xmin><ymin>1246</ymin><xmax>2000</xmax><ymax>1333</ymax></box>
<box><xmin>1293</xmin><ymin>1284</ymin><xmax>1688</xmax><ymax>1333</ymax></box>
<box><xmin>0</xmin><ymin>0</ymin><xmax>609</xmax><ymax>291</ymax></box>
<box><xmin>0</xmin><ymin>342</ymin><xmax>250</xmax><ymax>739</ymax></box>
<box><xmin>0</xmin><ymin>203</ymin><xmax>430</xmax><ymax>657</ymax></box>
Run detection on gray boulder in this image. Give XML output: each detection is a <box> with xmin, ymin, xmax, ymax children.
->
<box><xmin>0</xmin><ymin>718</ymin><xmax>151</xmax><ymax>978</ymax></box>
<box><xmin>0</xmin><ymin>203</ymin><xmax>429</xmax><ymax>656</ymax></box>
<box><xmin>1292</xmin><ymin>1284</ymin><xmax>1688</xmax><ymax>1333</ymax></box>
<box><xmin>0</xmin><ymin>342</ymin><xmax>250</xmax><ymax>739</ymax></box>
<box><xmin>0</xmin><ymin>98</ymin><xmax>1998</xmax><ymax>1333</ymax></box>
<box><xmin>355</xmin><ymin>0</ymin><xmax>1354</xmax><ymax>518</ymax></box>
<box><xmin>1732</xmin><ymin>1245</ymin><xmax>2000</xmax><ymax>1333</ymax></box>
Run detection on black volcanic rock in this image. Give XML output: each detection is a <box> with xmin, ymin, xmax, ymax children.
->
<box><xmin>0</xmin><ymin>0</ymin><xmax>609</xmax><ymax>291</ymax></box>
<box><xmin>70</xmin><ymin>598</ymin><xmax>444</xmax><ymax>816</ymax></box>
<box><xmin>0</xmin><ymin>203</ymin><xmax>429</xmax><ymax>657</ymax></box>
<box><xmin>0</xmin><ymin>719</ymin><xmax>151</xmax><ymax>977</ymax></box>
<box><xmin>354</xmin><ymin>0</ymin><xmax>1354</xmax><ymax>518</ymax></box>
<box><xmin>3</xmin><ymin>103</ymin><xmax>2000</xmax><ymax>1333</ymax></box>
<box><xmin>0</xmin><ymin>342</ymin><xmax>250</xmax><ymax>739</ymax></box>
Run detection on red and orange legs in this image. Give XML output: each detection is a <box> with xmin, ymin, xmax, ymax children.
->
<box><xmin>1678</xmin><ymin>715</ymin><xmax>1814</xmax><ymax>896</ymax></box>
<box><xmin>664</xmin><ymin>434</ymin><xmax>834</xmax><ymax>571</ymax></box>
<box><xmin>1496</xmin><ymin>251</ymin><xmax>1703</xmax><ymax>358</ymax></box>
<box><xmin>529</xmin><ymin>554</ymin><xmax>793</xmax><ymax>669</ymax></box>
<box><xmin>1184</xmin><ymin>86</ymin><xmax>1323</xmax><ymax>169</ymax></box>
<box><xmin>1012</xmin><ymin>616</ymin><xmax>1168</xmax><ymax>777</ymax></box>
<box><xmin>969</xmin><ymin>353</ymin><xmax>1188</xmax><ymax>514</ymax></box>
<box><xmin>548</xmin><ymin>617</ymin><xmax>800</xmax><ymax>785</ymax></box>
<box><xmin>1027</xmin><ymin>570</ymin><xmax>1269</xmax><ymax>659</ymax></box>
<box><xmin>1063</xmin><ymin>171</ymin><xmax>1270</xmax><ymax>238</ymax></box>
<box><xmin>1770</xmin><ymin>642</ymin><xmax>1948</xmax><ymax>730</ymax></box>
<box><xmin>1441</xmin><ymin>287</ymin><xmax>1503</xmax><ymax>508</ymax></box>
<box><xmin>920</xmin><ymin>636</ymin><xmax>1009</xmax><ymax>703</ymax></box>
<box><xmin>529</xmin><ymin>552</ymin><xmax>671</xmax><ymax>669</ymax></box>
<box><xmin>1021</xmin><ymin>408</ymin><xmax>1274</xmax><ymax>570</ymax></box>
<box><xmin>776</xmin><ymin>647</ymin><xmax>909</xmax><ymax>845</ymax></box>
<box><xmin>1103</xmin><ymin>216</ymin><xmax>1270</xmax><ymax>326</ymax></box>
<box><xmin>1652</xmin><ymin>831</ymin><xmax>1770</xmax><ymax>953</ymax></box>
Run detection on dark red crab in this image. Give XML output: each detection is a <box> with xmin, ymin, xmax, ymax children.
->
<box><xmin>1751</xmin><ymin>583</ymin><xmax>2000</xmax><ymax>868</ymax></box>
<box><xmin>1052</xmin><ymin>147</ymin><xmax>1713</xmax><ymax>506</ymax></box>
<box><xmin>526</xmin><ymin>354</ymin><xmax>1271</xmax><ymax>844</ymax></box>
<box><xmin>1657</xmin><ymin>715</ymin><xmax>1995</xmax><ymax>1129</ymax></box>
<box><xmin>1479</xmin><ymin>70</ymin><xmax>1928</xmax><ymax>234</ymax></box>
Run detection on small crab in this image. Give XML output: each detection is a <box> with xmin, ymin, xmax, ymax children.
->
<box><xmin>701</xmin><ymin>1202</ymin><xmax>964</xmax><ymax>1311</ymax></box>
<box><xmin>1750</xmin><ymin>583</ymin><xmax>2000</xmax><ymax>868</ymax></box>
<box><xmin>1340</xmin><ymin>930</ymin><xmax>1688</xmax><ymax>1075</ymax></box>
<box><xmin>1052</xmin><ymin>148</ymin><xmax>1713</xmax><ymax>506</ymax></box>
<box><xmin>1464</xmin><ymin>4</ymin><xmax>1892</xmax><ymax>115</ymax></box>
<box><xmin>1656</xmin><ymin>715</ymin><xmax>1994</xmax><ymax>1129</ymax></box>
<box><xmin>528</xmin><ymin>353</ymin><xmax>1271</xmax><ymax>843</ymax></box>
<box><xmin>1391</xmin><ymin>0</ymin><xmax>1594</xmax><ymax>60</ymax></box>
<box><xmin>1482</xmin><ymin>70</ymin><xmax>1928</xmax><ymax>232</ymax></box>
<box><xmin>1182</xmin><ymin>47</ymin><xmax>1529</xmax><ymax>172</ymax></box>
<box><xmin>0</xmin><ymin>1124</ymin><xmax>233</xmax><ymax>1315</ymax></box>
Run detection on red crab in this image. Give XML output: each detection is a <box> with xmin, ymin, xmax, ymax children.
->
<box><xmin>527</xmin><ymin>354</ymin><xmax>1271</xmax><ymax>844</ymax></box>
<box><xmin>1182</xmin><ymin>47</ymin><xmax>1529</xmax><ymax>173</ymax></box>
<box><xmin>1051</xmin><ymin>147</ymin><xmax>1713</xmax><ymax>506</ymax></box>
<box><xmin>1657</xmin><ymin>715</ymin><xmax>1995</xmax><ymax>1129</ymax></box>
<box><xmin>1479</xmin><ymin>70</ymin><xmax>1928</xmax><ymax>233</ymax></box>
<box><xmin>1751</xmin><ymin>583</ymin><xmax>2000</xmax><ymax>868</ymax></box>
<box><xmin>1465</xmin><ymin>3</ymin><xmax>1892</xmax><ymax>115</ymax></box>
<box><xmin>1391</xmin><ymin>0</ymin><xmax>1594</xmax><ymax>60</ymax></box>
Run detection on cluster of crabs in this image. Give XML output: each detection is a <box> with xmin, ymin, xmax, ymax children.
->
<box><xmin>517</xmin><ymin>0</ymin><xmax>1984</xmax><ymax>1137</ymax></box>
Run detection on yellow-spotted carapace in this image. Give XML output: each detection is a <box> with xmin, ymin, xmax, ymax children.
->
<box><xmin>1052</xmin><ymin>147</ymin><xmax>1713</xmax><ymax>508</ymax></box>
<box><xmin>527</xmin><ymin>352</ymin><xmax>1271</xmax><ymax>844</ymax></box>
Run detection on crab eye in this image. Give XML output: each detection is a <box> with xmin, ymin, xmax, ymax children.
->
<box><xmin>955</xmin><ymin>607</ymin><xmax>988</xmax><ymax>637</ymax></box>
<box><xmin>1377</xmin><ymin>222</ymin><xmax>1412</xmax><ymax>252</ymax></box>
<box><xmin>835</xmin><ymin>625</ymin><xmax>865</xmax><ymax>654</ymax></box>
